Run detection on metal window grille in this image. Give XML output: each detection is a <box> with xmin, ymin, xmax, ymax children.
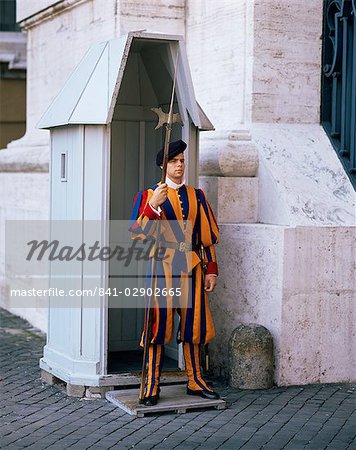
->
<box><xmin>321</xmin><ymin>0</ymin><xmax>356</xmax><ymax>189</ymax></box>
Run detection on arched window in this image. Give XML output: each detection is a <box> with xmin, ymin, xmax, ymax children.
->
<box><xmin>321</xmin><ymin>0</ymin><xmax>356</xmax><ymax>189</ymax></box>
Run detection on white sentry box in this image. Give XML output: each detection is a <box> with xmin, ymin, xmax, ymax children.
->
<box><xmin>37</xmin><ymin>31</ymin><xmax>214</xmax><ymax>389</ymax></box>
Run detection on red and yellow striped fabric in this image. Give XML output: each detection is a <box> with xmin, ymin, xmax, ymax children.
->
<box><xmin>130</xmin><ymin>183</ymin><xmax>220</xmax><ymax>345</ymax></box>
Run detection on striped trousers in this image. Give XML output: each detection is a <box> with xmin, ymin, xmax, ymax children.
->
<box><xmin>144</xmin><ymin>342</ymin><xmax>214</xmax><ymax>397</ymax></box>
<box><xmin>141</xmin><ymin>263</ymin><xmax>216</xmax><ymax>346</ymax></box>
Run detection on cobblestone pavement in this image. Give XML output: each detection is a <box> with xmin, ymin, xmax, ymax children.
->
<box><xmin>0</xmin><ymin>308</ymin><xmax>355</xmax><ymax>450</ymax></box>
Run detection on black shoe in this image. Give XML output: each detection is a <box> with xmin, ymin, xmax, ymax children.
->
<box><xmin>187</xmin><ymin>387</ymin><xmax>220</xmax><ymax>400</ymax></box>
<box><xmin>140</xmin><ymin>391</ymin><xmax>160</xmax><ymax>407</ymax></box>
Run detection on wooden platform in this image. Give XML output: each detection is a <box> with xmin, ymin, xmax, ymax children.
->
<box><xmin>105</xmin><ymin>384</ymin><xmax>226</xmax><ymax>417</ymax></box>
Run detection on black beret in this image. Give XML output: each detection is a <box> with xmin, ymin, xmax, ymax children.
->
<box><xmin>156</xmin><ymin>139</ymin><xmax>187</xmax><ymax>166</ymax></box>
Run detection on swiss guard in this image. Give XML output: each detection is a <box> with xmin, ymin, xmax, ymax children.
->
<box><xmin>130</xmin><ymin>139</ymin><xmax>220</xmax><ymax>406</ymax></box>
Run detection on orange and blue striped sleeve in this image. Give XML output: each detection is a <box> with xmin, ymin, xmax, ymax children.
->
<box><xmin>130</xmin><ymin>189</ymin><xmax>161</xmax><ymax>240</ymax></box>
<box><xmin>197</xmin><ymin>189</ymin><xmax>220</xmax><ymax>275</ymax></box>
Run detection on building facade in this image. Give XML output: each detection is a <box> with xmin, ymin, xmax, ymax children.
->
<box><xmin>0</xmin><ymin>0</ymin><xmax>354</xmax><ymax>387</ymax></box>
<box><xmin>0</xmin><ymin>0</ymin><xmax>26</xmax><ymax>149</ymax></box>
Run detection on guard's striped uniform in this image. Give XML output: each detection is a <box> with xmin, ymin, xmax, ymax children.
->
<box><xmin>144</xmin><ymin>344</ymin><xmax>164</xmax><ymax>398</ymax></box>
<box><xmin>144</xmin><ymin>342</ymin><xmax>214</xmax><ymax>395</ymax></box>
<box><xmin>130</xmin><ymin>183</ymin><xmax>219</xmax><ymax>395</ymax></box>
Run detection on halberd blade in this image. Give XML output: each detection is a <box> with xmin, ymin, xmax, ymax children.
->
<box><xmin>151</xmin><ymin>107</ymin><xmax>183</xmax><ymax>130</ymax></box>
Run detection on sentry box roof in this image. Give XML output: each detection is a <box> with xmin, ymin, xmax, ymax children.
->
<box><xmin>37</xmin><ymin>31</ymin><xmax>213</xmax><ymax>131</ymax></box>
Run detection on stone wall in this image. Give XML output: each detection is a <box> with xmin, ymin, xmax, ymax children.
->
<box><xmin>193</xmin><ymin>0</ymin><xmax>355</xmax><ymax>385</ymax></box>
<box><xmin>280</xmin><ymin>226</ymin><xmax>355</xmax><ymax>384</ymax></box>
<box><xmin>209</xmin><ymin>223</ymin><xmax>355</xmax><ymax>385</ymax></box>
<box><xmin>253</xmin><ymin>123</ymin><xmax>355</xmax><ymax>227</ymax></box>
<box><xmin>0</xmin><ymin>172</ymin><xmax>49</xmax><ymax>331</ymax></box>
<box><xmin>186</xmin><ymin>0</ymin><xmax>254</xmax><ymax>133</ymax></box>
<box><xmin>208</xmin><ymin>223</ymin><xmax>283</xmax><ymax>381</ymax></box>
<box><xmin>252</xmin><ymin>0</ymin><xmax>323</xmax><ymax>123</ymax></box>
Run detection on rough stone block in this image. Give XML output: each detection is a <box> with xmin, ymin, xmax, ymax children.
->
<box><xmin>40</xmin><ymin>368</ymin><xmax>56</xmax><ymax>385</ymax></box>
<box><xmin>85</xmin><ymin>386</ymin><xmax>114</xmax><ymax>399</ymax></box>
<box><xmin>40</xmin><ymin>368</ymin><xmax>64</xmax><ymax>387</ymax></box>
<box><xmin>199</xmin><ymin>176</ymin><xmax>258</xmax><ymax>223</ymax></box>
<box><xmin>229</xmin><ymin>323</ymin><xmax>274</xmax><ymax>389</ymax></box>
<box><xmin>200</xmin><ymin>138</ymin><xmax>259</xmax><ymax>177</ymax></box>
<box><xmin>66</xmin><ymin>383</ymin><xmax>85</xmax><ymax>398</ymax></box>
<box><xmin>217</xmin><ymin>177</ymin><xmax>258</xmax><ymax>223</ymax></box>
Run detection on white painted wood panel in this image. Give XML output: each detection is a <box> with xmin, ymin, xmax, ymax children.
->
<box><xmin>70</xmin><ymin>46</ymin><xmax>110</xmax><ymax>124</ymax></box>
<box><xmin>48</xmin><ymin>126</ymin><xmax>84</xmax><ymax>359</ymax></box>
<box><xmin>37</xmin><ymin>43</ymin><xmax>107</xmax><ymax>129</ymax></box>
<box><xmin>81</xmin><ymin>125</ymin><xmax>107</xmax><ymax>361</ymax></box>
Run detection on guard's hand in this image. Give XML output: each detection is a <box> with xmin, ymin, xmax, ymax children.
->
<box><xmin>204</xmin><ymin>274</ymin><xmax>217</xmax><ymax>292</ymax></box>
<box><xmin>150</xmin><ymin>183</ymin><xmax>168</xmax><ymax>209</ymax></box>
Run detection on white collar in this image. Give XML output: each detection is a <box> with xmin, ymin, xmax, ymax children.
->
<box><xmin>165</xmin><ymin>176</ymin><xmax>185</xmax><ymax>190</ymax></box>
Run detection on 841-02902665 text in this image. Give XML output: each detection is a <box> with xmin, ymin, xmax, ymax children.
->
<box><xmin>10</xmin><ymin>287</ymin><xmax>182</xmax><ymax>297</ymax></box>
